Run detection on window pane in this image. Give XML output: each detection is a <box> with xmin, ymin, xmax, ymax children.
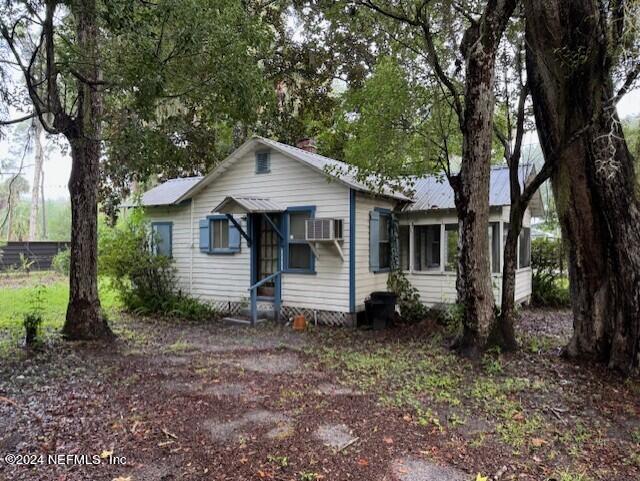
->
<box><xmin>212</xmin><ymin>219</ymin><xmax>229</xmax><ymax>249</ymax></box>
<box><xmin>289</xmin><ymin>243</ymin><xmax>311</xmax><ymax>269</ymax></box>
<box><xmin>399</xmin><ymin>225</ymin><xmax>410</xmax><ymax>270</ymax></box>
<box><xmin>445</xmin><ymin>224</ymin><xmax>459</xmax><ymax>272</ymax></box>
<box><xmin>152</xmin><ymin>224</ymin><xmax>171</xmax><ymax>257</ymax></box>
<box><xmin>379</xmin><ymin>214</ymin><xmax>390</xmax><ymax>242</ymax></box>
<box><xmin>519</xmin><ymin>227</ymin><xmax>531</xmax><ymax>268</ymax></box>
<box><xmin>414</xmin><ymin>225</ymin><xmax>440</xmax><ymax>271</ymax></box>
<box><xmin>379</xmin><ymin>242</ymin><xmax>390</xmax><ymax>269</ymax></box>
<box><xmin>289</xmin><ymin>211</ymin><xmax>309</xmax><ymax>240</ymax></box>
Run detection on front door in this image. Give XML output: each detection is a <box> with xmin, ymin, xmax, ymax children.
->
<box><xmin>251</xmin><ymin>213</ymin><xmax>281</xmax><ymax>298</ymax></box>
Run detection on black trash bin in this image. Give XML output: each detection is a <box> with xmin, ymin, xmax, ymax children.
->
<box><xmin>364</xmin><ymin>291</ymin><xmax>397</xmax><ymax>330</ymax></box>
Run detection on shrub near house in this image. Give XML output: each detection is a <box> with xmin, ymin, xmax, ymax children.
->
<box><xmin>531</xmin><ymin>237</ymin><xmax>570</xmax><ymax>307</ymax></box>
<box><xmin>99</xmin><ymin>209</ymin><xmax>215</xmax><ymax>320</ymax></box>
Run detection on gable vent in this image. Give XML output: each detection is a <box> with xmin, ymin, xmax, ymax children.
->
<box><xmin>256</xmin><ymin>152</ymin><xmax>270</xmax><ymax>174</ymax></box>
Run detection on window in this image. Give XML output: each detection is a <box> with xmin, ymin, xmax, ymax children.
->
<box><xmin>151</xmin><ymin>222</ymin><xmax>172</xmax><ymax>257</ymax></box>
<box><xmin>378</xmin><ymin>212</ymin><xmax>391</xmax><ymax>269</ymax></box>
<box><xmin>444</xmin><ymin>223</ymin><xmax>459</xmax><ymax>272</ymax></box>
<box><xmin>256</xmin><ymin>151</ymin><xmax>270</xmax><ymax>174</ymax></box>
<box><xmin>414</xmin><ymin>225</ymin><xmax>441</xmax><ymax>271</ymax></box>
<box><xmin>369</xmin><ymin>209</ymin><xmax>391</xmax><ymax>272</ymax></box>
<box><xmin>211</xmin><ymin>218</ymin><xmax>229</xmax><ymax>249</ymax></box>
<box><xmin>285</xmin><ymin>207</ymin><xmax>315</xmax><ymax>272</ymax></box>
<box><xmin>199</xmin><ymin>215</ymin><xmax>241</xmax><ymax>254</ymax></box>
<box><xmin>519</xmin><ymin>227</ymin><xmax>531</xmax><ymax>268</ymax></box>
<box><xmin>399</xmin><ymin>225</ymin><xmax>410</xmax><ymax>271</ymax></box>
<box><xmin>489</xmin><ymin>222</ymin><xmax>500</xmax><ymax>273</ymax></box>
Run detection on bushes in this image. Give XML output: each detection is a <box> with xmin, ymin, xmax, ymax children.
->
<box><xmin>51</xmin><ymin>248</ymin><xmax>70</xmax><ymax>276</ymax></box>
<box><xmin>531</xmin><ymin>237</ymin><xmax>570</xmax><ymax>307</ymax></box>
<box><xmin>99</xmin><ymin>209</ymin><xmax>216</xmax><ymax>320</ymax></box>
<box><xmin>24</xmin><ymin>284</ymin><xmax>45</xmax><ymax>346</ymax></box>
<box><xmin>387</xmin><ymin>269</ymin><xmax>427</xmax><ymax>323</ymax></box>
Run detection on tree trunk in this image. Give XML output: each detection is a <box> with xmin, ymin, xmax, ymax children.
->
<box><xmin>61</xmin><ymin>0</ymin><xmax>112</xmax><ymax>340</ymax></box>
<box><xmin>525</xmin><ymin>0</ymin><xmax>640</xmax><ymax>372</ymax></box>
<box><xmin>62</xmin><ymin>137</ymin><xmax>111</xmax><ymax>339</ymax></box>
<box><xmin>40</xmin><ymin>172</ymin><xmax>46</xmax><ymax>238</ymax></box>
<box><xmin>452</xmin><ymin>1</ymin><xmax>517</xmax><ymax>356</ymax></box>
<box><xmin>29</xmin><ymin>118</ymin><xmax>44</xmax><ymax>241</ymax></box>
<box><xmin>496</xmin><ymin>205</ymin><xmax>522</xmax><ymax>351</ymax></box>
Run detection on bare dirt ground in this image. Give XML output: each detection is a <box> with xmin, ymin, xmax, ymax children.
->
<box><xmin>0</xmin><ymin>309</ymin><xmax>638</xmax><ymax>481</ymax></box>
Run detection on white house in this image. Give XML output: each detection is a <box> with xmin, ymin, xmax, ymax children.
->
<box><xmin>139</xmin><ymin>136</ymin><xmax>542</xmax><ymax>326</ymax></box>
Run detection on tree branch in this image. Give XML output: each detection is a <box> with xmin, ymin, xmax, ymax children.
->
<box><xmin>0</xmin><ymin>112</ymin><xmax>41</xmax><ymax>126</ymax></box>
<box><xmin>521</xmin><ymin>159</ymin><xmax>552</xmax><ymax>205</ymax></box>
<box><xmin>613</xmin><ymin>61</ymin><xmax>640</xmax><ymax>104</ymax></box>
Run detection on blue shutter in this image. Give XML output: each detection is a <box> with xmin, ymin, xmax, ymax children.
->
<box><xmin>199</xmin><ymin>219</ymin><xmax>210</xmax><ymax>252</ymax></box>
<box><xmin>369</xmin><ymin>210</ymin><xmax>380</xmax><ymax>272</ymax></box>
<box><xmin>228</xmin><ymin>219</ymin><xmax>241</xmax><ymax>252</ymax></box>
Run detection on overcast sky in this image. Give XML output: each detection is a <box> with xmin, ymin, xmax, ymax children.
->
<box><xmin>1</xmin><ymin>88</ymin><xmax>639</xmax><ymax>201</ymax></box>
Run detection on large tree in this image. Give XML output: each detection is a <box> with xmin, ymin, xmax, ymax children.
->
<box><xmin>493</xmin><ymin>40</ymin><xmax>552</xmax><ymax>349</ymax></box>
<box><xmin>0</xmin><ymin>0</ymin><xmax>271</xmax><ymax>339</ymax></box>
<box><xmin>343</xmin><ymin>0</ymin><xmax>519</xmax><ymax>355</ymax></box>
<box><xmin>524</xmin><ymin>0</ymin><xmax>640</xmax><ymax>372</ymax></box>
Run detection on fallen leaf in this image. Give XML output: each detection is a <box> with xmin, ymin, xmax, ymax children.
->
<box><xmin>357</xmin><ymin>458</ymin><xmax>369</xmax><ymax>466</ymax></box>
<box><xmin>476</xmin><ymin>474</ymin><xmax>489</xmax><ymax>481</ymax></box>
<box><xmin>112</xmin><ymin>477</ymin><xmax>132</xmax><ymax>481</ymax></box>
<box><xmin>531</xmin><ymin>438</ymin><xmax>546</xmax><ymax>447</ymax></box>
<box><xmin>383</xmin><ymin>436</ymin><xmax>394</xmax><ymax>444</ymax></box>
<box><xmin>100</xmin><ymin>450</ymin><xmax>113</xmax><ymax>459</ymax></box>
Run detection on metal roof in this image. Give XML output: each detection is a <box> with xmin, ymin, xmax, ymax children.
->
<box><xmin>134</xmin><ymin>176</ymin><xmax>203</xmax><ymax>207</ymax></box>
<box><xmin>255</xmin><ymin>137</ymin><xmax>411</xmax><ymax>201</ymax></box>
<box><xmin>174</xmin><ymin>137</ymin><xmax>411</xmax><ymax>204</ymax></box>
<box><xmin>213</xmin><ymin>196</ymin><xmax>285</xmax><ymax>214</ymax></box>
<box><xmin>404</xmin><ymin>165</ymin><xmax>544</xmax><ymax>216</ymax></box>
<box><xmin>135</xmin><ymin>138</ymin><xmax>544</xmax><ymax>218</ymax></box>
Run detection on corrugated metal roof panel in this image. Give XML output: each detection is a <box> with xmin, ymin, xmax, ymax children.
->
<box><xmin>212</xmin><ymin>196</ymin><xmax>285</xmax><ymax>214</ymax></box>
<box><xmin>404</xmin><ymin>165</ymin><xmax>534</xmax><ymax>212</ymax></box>
<box><xmin>134</xmin><ymin>176</ymin><xmax>203</xmax><ymax>207</ymax></box>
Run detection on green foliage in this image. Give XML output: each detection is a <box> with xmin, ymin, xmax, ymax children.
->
<box><xmin>23</xmin><ymin>284</ymin><xmax>45</xmax><ymax>346</ymax></box>
<box><xmin>298</xmin><ymin>472</ymin><xmax>319</xmax><ymax>481</ymax></box>
<box><xmin>531</xmin><ymin>238</ymin><xmax>570</xmax><ymax>307</ymax></box>
<box><xmin>17</xmin><ymin>253</ymin><xmax>35</xmax><ymax>274</ymax></box>
<box><xmin>437</xmin><ymin>303</ymin><xmax>465</xmax><ymax>336</ymax></box>
<box><xmin>100</xmin><ymin>0</ymin><xmax>276</xmax><ymax>216</ymax></box>
<box><xmin>99</xmin><ymin>209</ymin><xmax>215</xmax><ymax>320</ymax></box>
<box><xmin>51</xmin><ymin>248</ymin><xmax>70</xmax><ymax>276</ymax></box>
<box><xmin>322</xmin><ymin>56</ymin><xmax>457</xmax><ymax>192</ymax></box>
<box><xmin>387</xmin><ymin>269</ymin><xmax>427</xmax><ymax>323</ymax></box>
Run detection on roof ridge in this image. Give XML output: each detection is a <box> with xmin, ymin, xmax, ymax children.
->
<box><xmin>164</xmin><ymin>175</ymin><xmax>204</xmax><ymax>182</ymax></box>
<box><xmin>256</xmin><ymin>135</ymin><xmax>353</xmax><ymax>169</ymax></box>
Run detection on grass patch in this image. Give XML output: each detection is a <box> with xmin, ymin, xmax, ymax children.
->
<box><xmin>0</xmin><ymin>273</ymin><xmax>122</xmax><ymax>355</ymax></box>
<box><xmin>166</xmin><ymin>339</ymin><xmax>192</xmax><ymax>353</ymax></box>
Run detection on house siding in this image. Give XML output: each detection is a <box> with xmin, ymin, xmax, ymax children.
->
<box><xmin>399</xmin><ymin>206</ymin><xmax>533</xmax><ymax>307</ymax></box>
<box><xmin>145</xmin><ymin>204</ymin><xmax>193</xmax><ymax>292</ymax></box>
<box><xmin>354</xmin><ymin>192</ymin><xmax>397</xmax><ymax>310</ymax></box>
<box><xmin>150</xmin><ymin>149</ymin><xmax>352</xmax><ymax>314</ymax></box>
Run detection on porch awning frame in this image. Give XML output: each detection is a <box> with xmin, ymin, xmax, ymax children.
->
<box><xmin>212</xmin><ymin>196</ymin><xmax>285</xmax><ymax>215</ymax></box>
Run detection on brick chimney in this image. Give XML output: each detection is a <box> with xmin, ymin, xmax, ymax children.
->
<box><xmin>296</xmin><ymin>137</ymin><xmax>317</xmax><ymax>154</ymax></box>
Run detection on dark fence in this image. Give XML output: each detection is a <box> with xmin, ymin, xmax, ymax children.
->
<box><xmin>0</xmin><ymin>241</ymin><xmax>70</xmax><ymax>271</ymax></box>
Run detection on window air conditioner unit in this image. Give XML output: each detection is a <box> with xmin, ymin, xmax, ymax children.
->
<box><xmin>305</xmin><ymin>218</ymin><xmax>344</xmax><ymax>242</ymax></box>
